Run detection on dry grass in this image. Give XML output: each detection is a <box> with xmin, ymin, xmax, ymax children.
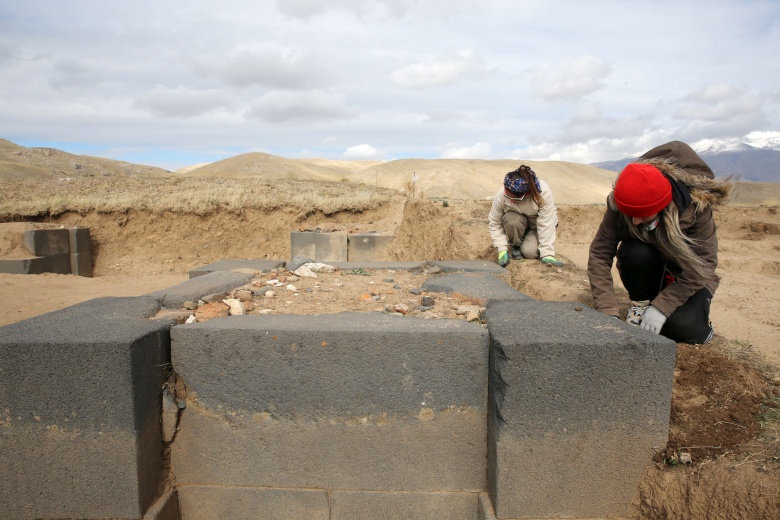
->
<box><xmin>0</xmin><ymin>175</ymin><xmax>401</xmax><ymax>219</ymax></box>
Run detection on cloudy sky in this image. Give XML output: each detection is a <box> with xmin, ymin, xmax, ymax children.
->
<box><xmin>1</xmin><ymin>0</ymin><xmax>778</xmax><ymax>170</ymax></box>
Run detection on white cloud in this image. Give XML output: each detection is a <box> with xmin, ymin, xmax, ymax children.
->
<box><xmin>440</xmin><ymin>142</ymin><xmax>492</xmax><ymax>159</ymax></box>
<box><xmin>190</xmin><ymin>47</ymin><xmax>327</xmax><ymax>90</ymax></box>
<box><xmin>343</xmin><ymin>143</ymin><xmax>383</xmax><ymax>159</ymax></box>
<box><xmin>135</xmin><ymin>85</ymin><xmax>228</xmax><ymax>118</ymax></box>
<box><xmin>390</xmin><ymin>50</ymin><xmax>485</xmax><ymax>89</ymax></box>
<box><xmin>533</xmin><ymin>56</ymin><xmax>611</xmax><ymax>101</ymax></box>
<box><xmin>676</xmin><ymin>84</ymin><xmax>765</xmax><ymax>122</ymax></box>
<box><xmin>245</xmin><ymin>90</ymin><xmax>351</xmax><ymax>123</ymax></box>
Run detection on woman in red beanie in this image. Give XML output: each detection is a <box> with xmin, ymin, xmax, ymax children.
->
<box><xmin>587</xmin><ymin>141</ymin><xmax>735</xmax><ymax>344</ymax></box>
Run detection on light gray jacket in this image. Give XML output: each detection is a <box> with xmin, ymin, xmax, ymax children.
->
<box><xmin>488</xmin><ymin>179</ymin><xmax>558</xmax><ymax>258</ymax></box>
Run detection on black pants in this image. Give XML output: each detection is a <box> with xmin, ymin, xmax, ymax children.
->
<box><xmin>617</xmin><ymin>239</ymin><xmax>713</xmax><ymax>344</ymax></box>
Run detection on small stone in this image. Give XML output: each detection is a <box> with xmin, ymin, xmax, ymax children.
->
<box><xmin>359</xmin><ymin>293</ymin><xmax>374</xmax><ymax>302</ymax></box>
<box><xmin>257</xmin><ymin>309</ymin><xmax>274</xmax><ymax>314</ymax></box>
<box><xmin>242</xmin><ymin>301</ymin><xmax>255</xmax><ymax>311</ymax></box>
<box><xmin>393</xmin><ymin>284</ymin><xmax>402</xmax><ymax>290</ymax></box>
<box><xmin>286</xmin><ymin>284</ymin><xmax>298</xmax><ymax>292</ymax></box>
<box><xmin>235</xmin><ymin>290</ymin><xmax>253</xmax><ymax>302</ymax></box>
<box><xmin>265</xmin><ymin>290</ymin><xmax>276</xmax><ymax>298</ymax></box>
<box><xmin>305</xmin><ymin>287</ymin><xmax>313</xmax><ymax>293</ymax></box>
<box><xmin>421</xmin><ymin>296</ymin><xmax>435</xmax><ymax>307</ymax></box>
<box><xmin>383</xmin><ymin>277</ymin><xmax>394</xmax><ymax>283</ymax></box>
<box><xmin>223</xmin><ymin>298</ymin><xmax>245</xmax><ymax>316</ymax></box>
<box><xmin>185</xmin><ymin>314</ymin><xmax>197</xmax><ymax>324</ymax></box>
<box><xmin>183</xmin><ymin>300</ymin><xmax>198</xmax><ymax>310</ymax></box>
<box><xmin>286</xmin><ymin>275</ymin><xmax>300</xmax><ymax>282</ymax></box>
<box><xmin>393</xmin><ymin>303</ymin><xmax>409</xmax><ymax>315</ymax></box>
<box><xmin>427</xmin><ymin>266</ymin><xmax>442</xmax><ymax>274</ymax></box>
<box><xmin>679</xmin><ymin>452</ymin><xmax>692</xmax><ymax>464</ymax></box>
<box><xmin>410</xmin><ymin>288</ymin><xmax>424</xmax><ymax>295</ymax></box>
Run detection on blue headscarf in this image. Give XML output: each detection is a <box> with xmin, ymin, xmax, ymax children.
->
<box><xmin>504</xmin><ymin>165</ymin><xmax>541</xmax><ymax>195</ymax></box>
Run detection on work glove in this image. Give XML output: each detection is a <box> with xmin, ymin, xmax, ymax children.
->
<box><xmin>541</xmin><ymin>256</ymin><xmax>564</xmax><ymax>267</ymax></box>
<box><xmin>498</xmin><ymin>250</ymin><xmax>510</xmax><ymax>267</ymax></box>
<box><xmin>640</xmin><ymin>305</ymin><xmax>667</xmax><ymax>335</ymax></box>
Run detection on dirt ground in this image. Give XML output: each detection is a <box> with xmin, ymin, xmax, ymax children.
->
<box><xmin>1</xmin><ymin>198</ymin><xmax>779</xmax><ymax>518</ymax></box>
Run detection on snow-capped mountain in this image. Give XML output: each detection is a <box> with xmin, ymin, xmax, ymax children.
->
<box><xmin>593</xmin><ymin>131</ymin><xmax>780</xmax><ymax>183</ymax></box>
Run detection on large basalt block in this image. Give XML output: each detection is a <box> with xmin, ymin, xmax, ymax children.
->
<box><xmin>290</xmin><ymin>232</ymin><xmax>348</xmax><ymax>262</ymax></box>
<box><xmin>68</xmin><ymin>226</ymin><xmax>92</xmax><ymax>254</ymax></box>
<box><xmin>171</xmin><ymin>313</ymin><xmax>489</xmax><ymax>492</ymax></box>
<box><xmin>145</xmin><ymin>270</ymin><xmax>254</xmax><ymax>308</ymax></box>
<box><xmin>188</xmin><ymin>259</ymin><xmax>285</xmax><ymax>279</ymax></box>
<box><xmin>347</xmin><ymin>233</ymin><xmax>395</xmax><ymax>261</ymax></box>
<box><xmin>24</xmin><ymin>228</ymin><xmax>70</xmax><ymax>256</ymax></box>
<box><xmin>484</xmin><ymin>301</ymin><xmax>676</xmax><ymax>519</ymax></box>
<box><xmin>0</xmin><ymin>296</ymin><xmax>171</xmax><ymax>520</ymax></box>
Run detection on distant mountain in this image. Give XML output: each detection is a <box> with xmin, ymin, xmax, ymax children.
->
<box><xmin>593</xmin><ymin>132</ymin><xmax>780</xmax><ymax>183</ymax></box>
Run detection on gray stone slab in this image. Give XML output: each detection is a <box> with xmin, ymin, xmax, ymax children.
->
<box><xmin>70</xmin><ymin>251</ymin><xmax>92</xmax><ymax>276</ymax></box>
<box><xmin>328</xmin><ymin>261</ymin><xmax>427</xmax><ymax>271</ymax></box>
<box><xmin>290</xmin><ymin>231</ymin><xmax>317</xmax><ymax>260</ymax></box>
<box><xmin>314</xmin><ymin>232</ymin><xmax>348</xmax><ymax>262</ymax></box>
<box><xmin>0</xmin><ymin>296</ymin><xmax>170</xmax><ymax>520</ymax></box>
<box><xmin>24</xmin><ymin>227</ymin><xmax>70</xmax><ymax>256</ymax></box>
<box><xmin>483</xmin><ymin>301</ymin><xmax>676</xmax><ymax>519</ymax></box>
<box><xmin>68</xmin><ymin>226</ymin><xmax>91</xmax><ymax>254</ymax></box>
<box><xmin>188</xmin><ymin>259</ymin><xmax>284</xmax><ymax>279</ymax></box>
<box><xmin>0</xmin><ymin>254</ymin><xmax>73</xmax><ymax>275</ymax></box>
<box><xmin>347</xmin><ymin>233</ymin><xmax>395</xmax><ymax>261</ymax></box>
<box><xmin>171</xmin><ymin>313</ymin><xmax>489</xmax><ymax>491</ymax></box>
<box><xmin>331</xmin><ymin>490</ymin><xmax>479</xmax><ymax>520</ymax></box>
<box><xmin>0</xmin><ymin>258</ymin><xmax>30</xmax><ymax>274</ymax></box>
<box><xmin>430</xmin><ymin>260</ymin><xmax>508</xmax><ymax>274</ymax></box>
<box><xmin>177</xmin><ymin>486</ymin><xmax>329</xmax><ymax>520</ymax></box>
<box><xmin>146</xmin><ymin>270</ymin><xmax>254</xmax><ymax>307</ymax></box>
<box><xmin>422</xmin><ymin>272</ymin><xmax>531</xmax><ymax>304</ymax></box>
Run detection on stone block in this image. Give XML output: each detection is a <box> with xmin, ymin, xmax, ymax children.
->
<box><xmin>290</xmin><ymin>232</ymin><xmax>348</xmax><ymax>263</ymax></box>
<box><xmin>483</xmin><ymin>301</ymin><xmax>676</xmax><ymax>519</ymax></box>
<box><xmin>145</xmin><ymin>270</ymin><xmax>254</xmax><ymax>308</ymax></box>
<box><xmin>331</xmin><ymin>490</ymin><xmax>479</xmax><ymax>520</ymax></box>
<box><xmin>347</xmin><ymin>233</ymin><xmax>395</xmax><ymax>261</ymax></box>
<box><xmin>171</xmin><ymin>313</ymin><xmax>489</xmax><ymax>492</ymax></box>
<box><xmin>290</xmin><ymin>231</ymin><xmax>317</xmax><ymax>260</ymax></box>
<box><xmin>68</xmin><ymin>226</ymin><xmax>92</xmax><ymax>254</ymax></box>
<box><xmin>0</xmin><ymin>255</ymin><xmax>72</xmax><ymax>275</ymax></box>
<box><xmin>23</xmin><ymin>228</ymin><xmax>70</xmax><ymax>256</ymax></box>
<box><xmin>314</xmin><ymin>232</ymin><xmax>348</xmax><ymax>262</ymax></box>
<box><xmin>188</xmin><ymin>259</ymin><xmax>285</xmax><ymax>279</ymax></box>
<box><xmin>422</xmin><ymin>272</ymin><xmax>531</xmax><ymax>304</ymax></box>
<box><xmin>0</xmin><ymin>296</ymin><xmax>171</xmax><ymax>520</ymax></box>
<box><xmin>177</xmin><ymin>486</ymin><xmax>328</xmax><ymax>520</ymax></box>
<box><xmin>70</xmin><ymin>251</ymin><xmax>93</xmax><ymax>277</ymax></box>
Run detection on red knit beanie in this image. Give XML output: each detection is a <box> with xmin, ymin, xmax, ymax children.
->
<box><xmin>613</xmin><ymin>163</ymin><xmax>672</xmax><ymax>218</ymax></box>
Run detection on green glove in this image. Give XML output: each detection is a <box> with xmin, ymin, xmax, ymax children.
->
<box><xmin>498</xmin><ymin>250</ymin><xmax>509</xmax><ymax>267</ymax></box>
<box><xmin>541</xmin><ymin>256</ymin><xmax>564</xmax><ymax>267</ymax></box>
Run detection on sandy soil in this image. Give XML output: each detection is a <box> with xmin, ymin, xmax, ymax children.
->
<box><xmin>1</xmin><ymin>197</ymin><xmax>779</xmax><ymax>518</ymax></box>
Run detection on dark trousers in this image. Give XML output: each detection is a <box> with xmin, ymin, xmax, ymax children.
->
<box><xmin>617</xmin><ymin>239</ymin><xmax>713</xmax><ymax>344</ymax></box>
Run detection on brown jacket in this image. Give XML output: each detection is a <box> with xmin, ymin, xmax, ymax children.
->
<box><xmin>588</xmin><ymin>142</ymin><xmax>734</xmax><ymax>318</ymax></box>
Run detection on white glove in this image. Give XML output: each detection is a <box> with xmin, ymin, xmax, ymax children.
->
<box><xmin>640</xmin><ymin>305</ymin><xmax>667</xmax><ymax>335</ymax></box>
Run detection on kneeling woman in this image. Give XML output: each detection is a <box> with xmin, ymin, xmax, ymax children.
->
<box><xmin>588</xmin><ymin>141</ymin><xmax>735</xmax><ymax>344</ymax></box>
